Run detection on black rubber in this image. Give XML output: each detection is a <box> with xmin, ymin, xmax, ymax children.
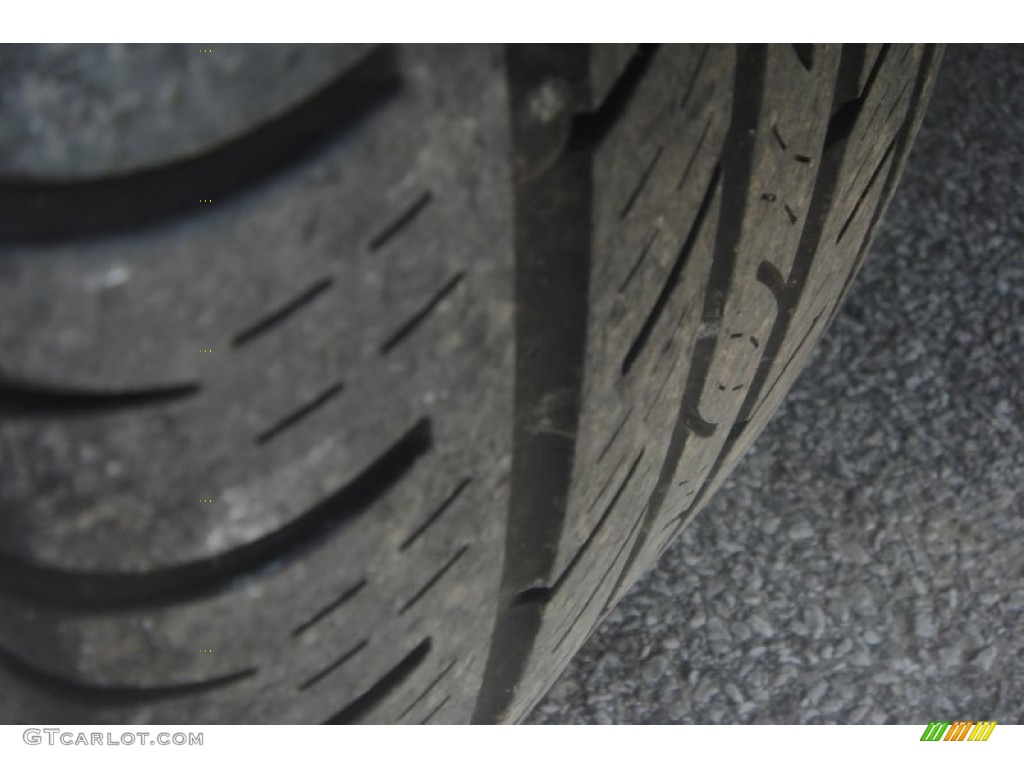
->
<box><xmin>0</xmin><ymin>44</ymin><xmax>941</xmax><ymax>724</ymax></box>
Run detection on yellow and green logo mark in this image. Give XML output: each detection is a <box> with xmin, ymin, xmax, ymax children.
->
<box><xmin>920</xmin><ymin>721</ymin><xmax>997</xmax><ymax>742</ymax></box>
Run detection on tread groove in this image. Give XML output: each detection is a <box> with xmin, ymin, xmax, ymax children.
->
<box><xmin>473</xmin><ymin>43</ymin><xmax>620</xmax><ymax>724</ymax></box>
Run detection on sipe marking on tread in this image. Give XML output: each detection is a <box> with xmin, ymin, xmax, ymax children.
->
<box><xmin>232</xmin><ymin>277</ymin><xmax>334</xmax><ymax>348</ymax></box>
<box><xmin>884</xmin><ymin>78</ymin><xmax>913</xmax><ymax>125</ymax></box>
<box><xmin>619</xmin><ymin>145</ymin><xmax>663</xmax><ymax>218</ymax></box>
<box><xmin>646</xmin><ymin>291</ymin><xmax>698</xmax><ymax>405</ymax></box>
<box><xmin>512</xmin><ymin>448</ymin><xmax>644</xmax><ymax>607</ymax></box>
<box><xmin>840</xmin><ymin>67</ymin><xmax>911</xmax><ymax>202</ymax></box>
<box><xmin>644</xmin><ymin>344</ymin><xmax>685</xmax><ymax>423</ymax></box>
<box><xmin>746</xmin><ymin>309</ymin><xmax>825</xmax><ymax>426</ymax></box>
<box><xmin>379</xmin><ymin>271</ymin><xmax>464</xmax><ymax>354</ymax></box>
<box><xmin>0</xmin><ymin>377</ymin><xmax>199</xmax><ymax>418</ymax></box>
<box><xmin>0</xmin><ymin>419</ymin><xmax>432</xmax><ymax>608</ymax></box>
<box><xmin>397</xmin><ymin>658</ymin><xmax>458</xmax><ymax>720</ymax></box>
<box><xmin>255</xmin><ymin>382</ymin><xmax>344</xmax><ymax>444</ymax></box>
<box><xmin>679</xmin><ymin>45</ymin><xmax>710</xmax><ymax>111</ymax></box>
<box><xmin>0</xmin><ymin>642</ymin><xmax>254</xmax><ymax>705</ymax></box>
<box><xmin>0</xmin><ymin>46</ymin><xmax>401</xmax><ymax>244</ymax></box>
<box><xmin>594</xmin><ymin>406</ymin><xmax>633</xmax><ymax>466</ymax></box>
<box><xmin>298</xmin><ymin>639</ymin><xmax>368</xmax><ymax>691</ymax></box>
<box><xmin>323</xmin><ymin>638</ymin><xmax>431</xmax><ymax>724</ymax></box>
<box><xmin>835</xmin><ymin>136</ymin><xmax>897</xmax><ymax>245</ymax></box>
<box><xmin>771</xmin><ymin>124</ymin><xmax>788</xmax><ymax>151</ymax></box>
<box><xmin>292</xmin><ymin>579</ymin><xmax>368</xmax><ymax>637</ymax></box>
<box><xmin>619</xmin><ymin>228</ymin><xmax>659</xmax><ymax>292</ymax></box>
<box><xmin>419</xmin><ymin>695</ymin><xmax>450</xmax><ymax>725</ymax></box>
<box><xmin>621</xmin><ymin>165</ymin><xmax>721</xmax><ymax>376</ymax></box>
<box><xmin>660</xmin><ymin>511</ymin><xmax>686</xmax><ymax>535</ymax></box>
<box><xmin>676</xmin><ymin>116</ymin><xmax>713</xmax><ymax>192</ymax></box>
<box><xmin>555</xmin><ymin>497</ymin><xmax>647</xmax><ymax>652</ymax></box>
<box><xmin>583</xmin><ymin>451</ymin><xmax>626</xmax><ymax>517</ymax></box>
<box><xmin>669</xmin><ymin>295</ymin><xmax>694</xmax><ymax>336</ymax></box>
<box><xmin>770</xmin><ymin>126</ymin><xmax>811</xmax><ymax>166</ymax></box>
<box><xmin>398</xmin><ymin>546</ymin><xmax>468</xmax><ymax>615</ymax></box>
<box><xmin>399</xmin><ymin>479</ymin><xmax>471</xmax><ymax>551</ymax></box>
<box><xmin>368</xmin><ymin>192</ymin><xmax>433</xmax><ymax>252</ymax></box>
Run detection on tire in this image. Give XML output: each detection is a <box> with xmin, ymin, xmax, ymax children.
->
<box><xmin>0</xmin><ymin>44</ymin><xmax>941</xmax><ymax>724</ymax></box>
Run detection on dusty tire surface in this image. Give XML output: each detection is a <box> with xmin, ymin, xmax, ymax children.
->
<box><xmin>0</xmin><ymin>44</ymin><xmax>941</xmax><ymax>724</ymax></box>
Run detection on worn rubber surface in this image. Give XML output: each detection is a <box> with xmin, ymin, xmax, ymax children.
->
<box><xmin>0</xmin><ymin>44</ymin><xmax>940</xmax><ymax>724</ymax></box>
